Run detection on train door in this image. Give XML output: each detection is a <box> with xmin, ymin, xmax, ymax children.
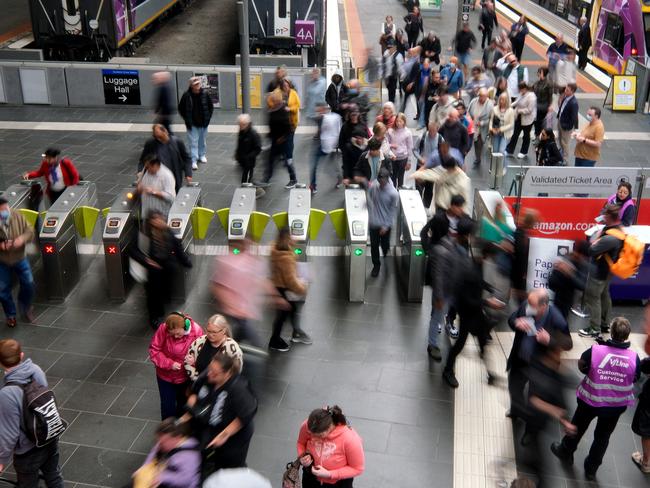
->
<box><xmin>274</xmin><ymin>0</ymin><xmax>291</xmax><ymax>36</ymax></box>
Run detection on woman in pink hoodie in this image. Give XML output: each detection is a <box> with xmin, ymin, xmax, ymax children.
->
<box><xmin>297</xmin><ymin>406</ymin><xmax>365</xmax><ymax>487</ymax></box>
<box><xmin>149</xmin><ymin>312</ymin><xmax>204</xmax><ymax>420</ymax></box>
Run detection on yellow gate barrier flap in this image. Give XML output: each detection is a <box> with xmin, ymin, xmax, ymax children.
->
<box><xmin>309</xmin><ymin>209</ymin><xmax>327</xmax><ymax>241</ymax></box>
<box><xmin>191</xmin><ymin>207</ymin><xmax>215</xmax><ymax>240</ymax></box>
<box><xmin>18</xmin><ymin>209</ymin><xmax>39</xmax><ymax>229</ymax></box>
<box><xmin>328</xmin><ymin>209</ymin><xmax>346</xmax><ymax>240</ymax></box>
<box><xmin>74</xmin><ymin>206</ymin><xmax>100</xmax><ymax>238</ymax></box>
<box><xmin>249</xmin><ymin>211</ymin><xmax>270</xmax><ymax>242</ymax></box>
<box><xmin>101</xmin><ymin>207</ymin><xmax>111</xmax><ymax>219</ymax></box>
<box><xmin>272</xmin><ymin>212</ymin><xmax>288</xmax><ymax>230</ymax></box>
<box><xmin>216</xmin><ymin>208</ymin><xmax>230</xmax><ymax>233</ymax></box>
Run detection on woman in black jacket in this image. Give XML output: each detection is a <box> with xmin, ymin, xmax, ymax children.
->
<box><xmin>132</xmin><ymin>210</ymin><xmax>192</xmax><ymax>328</ymax></box>
<box><xmin>403</xmin><ymin>6</ymin><xmax>423</xmax><ymax>48</ymax></box>
<box><xmin>235</xmin><ymin>114</ymin><xmax>262</xmax><ymax>184</ymax></box>
<box><xmin>338</xmin><ymin>110</ymin><xmax>370</xmax><ymax>182</ymax></box>
<box><xmin>325</xmin><ymin>72</ymin><xmax>348</xmax><ymax>115</ymax></box>
<box><xmin>536</xmin><ymin>129</ymin><xmax>564</xmax><ymax>166</ymax></box>
<box><xmin>420</xmin><ymin>31</ymin><xmax>442</xmax><ymax>65</ymax></box>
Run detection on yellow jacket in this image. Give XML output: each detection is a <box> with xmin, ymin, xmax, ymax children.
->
<box><xmin>286</xmin><ymin>89</ymin><xmax>301</xmax><ymax>130</ymax></box>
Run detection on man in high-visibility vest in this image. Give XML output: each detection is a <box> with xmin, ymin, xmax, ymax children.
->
<box><xmin>551</xmin><ymin>316</ymin><xmax>641</xmax><ymax>481</ymax></box>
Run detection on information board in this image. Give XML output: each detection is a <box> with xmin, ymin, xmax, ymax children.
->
<box><xmin>236</xmin><ymin>73</ymin><xmax>262</xmax><ymax>109</ymax></box>
<box><xmin>295</xmin><ymin>20</ymin><xmax>316</xmax><ymax>46</ymax></box>
<box><xmin>612</xmin><ymin>75</ymin><xmax>637</xmax><ymax>111</ymax></box>
<box><xmin>102</xmin><ymin>69</ymin><xmax>141</xmax><ymax>105</ymax></box>
<box><xmin>195</xmin><ymin>73</ymin><xmax>220</xmax><ymax>108</ymax></box>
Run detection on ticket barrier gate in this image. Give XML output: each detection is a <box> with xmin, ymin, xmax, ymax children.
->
<box><xmin>216</xmin><ymin>185</ymin><xmax>271</xmax><ymax>252</ymax></box>
<box><xmin>0</xmin><ymin>181</ymin><xmax>41</xmax><ymax>211</ymax></box>
<box><xmin>102</xmin><ymin>188</ymin><xmax>139</xmax><ymax>301</ymax></box>
<box><xmin>395</xmin><ymin>188</ymin><xmax>427</xmax><ymax>302</ymax></box>
<box><xmin>39</xmin><ymin>182</ymin><xmax>98</xmax><ymax>301</ymax></box>
<box><xmin>168</xmin><ymin>183</ymin><xmax>201</xmax><ymax>300</ymax></box>
<box><xmin>344</xmin><ymin>186</ymin><xmax>369</xmax><ymax>302</ymax></box>
<box><xmin>271</xmin><ymin>186</ymin><xmax>327</xmax><ymax>260</ymax></box>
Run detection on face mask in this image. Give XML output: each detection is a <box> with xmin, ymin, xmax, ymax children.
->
<box><xmin>348</xmin><ymin>88</ymin><xmax>358</xmax><ymax>95</ymax></box>
<box><xmin>585</xmin><ymin>114</ymin><xmax>593</xmax><ymax>122</ymax></box>
<box><xmin>0</xmin><ymin>210</ymin><xmax>9</xmax><ymax>220</ymax></box>
<box><xmin>525</xmin><ymin>304</ymin><xmax>537</xmax><ymax>317</ymax></box>
<box><xmin>449</xmin><ymin>62</ymin><xmax>456</xmax><ymax>69</ymax></box>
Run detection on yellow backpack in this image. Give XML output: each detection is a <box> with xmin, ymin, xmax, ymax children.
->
<box><xmin>604</xmin><ymin>229</ymin><xmax>645</xmax><ymax>279</ymax></box>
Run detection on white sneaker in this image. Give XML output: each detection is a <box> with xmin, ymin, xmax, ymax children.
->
<box><xmin>192</xmin><ymin>162</ymin><xmax>198</xmax><ymax>170</ymax></box>
<box><xmin>516</xmin><ymin>153</ymin><xmax>526</xmax><ymax>159</ymax></box>
<box><xmin>199</xmin><ymin>156</ymin><xmax>207</xmax><ymax>163</ymax></box>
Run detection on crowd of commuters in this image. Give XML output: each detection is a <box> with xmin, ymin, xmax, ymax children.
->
<box><xmin>0</xmin><ymin>4</ymin><xmax>647</xmax><ymax>488</ymax></box>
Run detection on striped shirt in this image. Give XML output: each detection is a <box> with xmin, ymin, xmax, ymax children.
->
<box><xmin>138</xmin><ymin>165</ymin><xmax>176</xmax><ymax>219</ymax></box>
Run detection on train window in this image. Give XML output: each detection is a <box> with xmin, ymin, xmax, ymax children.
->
<box><xmin>279</xmin><ymin>0</ymin><xmax>287</xmax><ymax>18</ymax></box>
<box><xmin>65</xmin><ymin>0</ymin><xmax>77</xmax><ymax>16</ymax></box>
<box><xmin>604</xmin><ymin>13</ymin><xmax>624</xmax><ymax>54</ymax></box>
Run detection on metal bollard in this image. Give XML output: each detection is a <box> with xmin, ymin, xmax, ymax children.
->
<box><xmin>489</xmin><ymin>152</ymin><xmax>505</xmax><ymax>190</ymax></box>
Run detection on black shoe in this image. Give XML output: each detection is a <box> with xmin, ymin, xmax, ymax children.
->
<box><xmin>427</xmin><ymin>345</ymin><xmax>442</xmax><ymax>361</ymax></box>
<box><xmin>443</xmin><ymin>369</ymin><xmax>459</xmax><ymax>388</ymax></box>
<box><xmin>269</xmin><ymin>337</ymin><xmax>290</xmax><ymax>352</ymax></box>
<box><xmin>550</xmin><ymin>442</ymin><xmax>574</xmax><ymax>465</ymax></box>
<box><xmin>284</xmin><ymin>180</ymin><xmax>297</xmax><ymax>189</ymax></box>
<box><xmin>371</xmin><ymin>265</ymin><xmax>380</xmax><ymax>277</ymax></box>
<box><xmin>600</xmin><ymin>324</ymin><xmax>610</xmax><ymax>334</ymax></box>
<box><xmin>585</xmin><ymin>470</ymin><xmax>596</xmax><ymax>481</ymax></box>
<box><xmin>487</xmin><ymin>371</ymin><xmax>496</xmax><ymax>385</ymax></box>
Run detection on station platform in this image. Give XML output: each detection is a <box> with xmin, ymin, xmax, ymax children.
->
<box><xmin>0</xmin><ymin>0</ymin><xmax>648</xmax><ymax>487</ymax></box>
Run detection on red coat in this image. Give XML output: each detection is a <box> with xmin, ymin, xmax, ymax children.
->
<box><xmin>27</xmin><ymin>158</ymin><xmax>80</xmax><ymax>198</ymax></box>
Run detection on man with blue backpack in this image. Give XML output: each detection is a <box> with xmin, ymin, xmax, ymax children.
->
<box><xmin>0</xmin><ymin>339</ymin><xmax>66</xmax><ymax>487</ymax></box>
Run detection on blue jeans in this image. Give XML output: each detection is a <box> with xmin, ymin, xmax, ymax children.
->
<box><xmin>428</xmin><ymin>297</ymin><xmax>448</xmax><ymax>347</ymax></box>
<box><xmin>418</xmin><ymin>99</ymin><xmax>426</xmax><ymax>129</ymax></box>
<box><xmin>492</xmin><ymin>134</ymin><xmax>507</xmax><ymax>155</ymax></box>
<box><xmin>156</xmin><ymin>376</ymin><xmax>189</xmax><ymax>420</ymax></box>
<box><xmin>187</xmin><ymin>126</ymin><xmax>208</xmax><ymax>163</ymax></box>
<box><xmin>575</xmin><ymin>157</ymin><xmax>596</xmax><ymax>167</ymax></box>
<box><xmin>0</xmin><ymin>258</ymin><xmax>34</xmax><ymax>319</ymax></box>
<box><xmin>310</xmin><ymin>147</ymin><xmax>340</xmax><ymax>188</ymax></box>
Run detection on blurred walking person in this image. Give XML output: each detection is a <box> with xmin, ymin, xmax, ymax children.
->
<box><xmin>310</xmin><ymin>103</ymin><xmax>342</xmax><ymax>193</ymax></box>
<box><xmin>403</xmin><ymin>6</ymin><xmax>423</xmax><ymax>48</ymax></box>
<box><xmin>24</xmin><ymin>148</ymin><xmax>80</xmax><ymax>205</ymax></box>
<box><xmin>386</xmin><ymin>113</ymin><xmax>413</xmax><ymax>187</ymax></box>
<box><xmin>131</xmin><ymin>210</ymin><xmax>192</xmax><ymax>328</ymax></box>
<box><xmin>259</xmin><ymin>90</ymin><xmax>298</xmax><ymax>189</ymax></box>
<box><xmin>368</xmin><ymin>168</ymin><xmax>399</xmax><ymax>278</ymax></box>
<box><xmin>268</xmin><ymin>228</ymin><xmax>312</xmax><ymax>351</ymax></box>
<box><xmin>235</xmin><ymin>114</ymin><xmax>262</xmax><ymax>184</ymax></box>
<box><xmin>152</xmin><ymin>71</ymin><xmax>175</xmax><ymax>134</ymax></box>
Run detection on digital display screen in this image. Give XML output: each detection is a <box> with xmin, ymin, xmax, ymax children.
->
<box><xmin>170</xmin><ymin>220</ymin><xmax>182</xmax><ymax>228</ymax></box>
<box><xmin>232</xmin><ymin>221</ymin><xmax>242</xmax><ymax>229</ymax></box>
<box><xmin>292</xmin><ymin>222</ymin><xmax>303</xmax><ymax>229</ymax></box>
<box><xmin>108</xmin><ymin>218</ymin><xmax>120</xmax><ymax>228</ymax></box>
<box><xmin>352</xmin><ymin>221</ymin><xmax>365</xmax><ymax>237</ymax></box>
<box><xmin>45</xmin><ymin>218</ymin><xmax>57</xmax><ymax>227</ymax></box>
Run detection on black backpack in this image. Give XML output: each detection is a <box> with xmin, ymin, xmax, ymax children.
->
<box><xmin>5</xmin><ymin>379</ymin><xmax>68</xmax><ymax>447</ymax></box>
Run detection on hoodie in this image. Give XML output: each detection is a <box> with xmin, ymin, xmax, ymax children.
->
<box><xmin>270</xmin><ymin>248</ymin><xmax>307</xmax><ymax>296</ymax></box>
<box><xmin>149</xmin><ymin>319</ymin><xmax>204</xmax><ymax>384</ymax></box>
<box><xmin>296</xmin><ymin>421</ymin><xmax>365</xmax><ymax>483</ymax></box>
<box><xmin>140</xmin><ymin>437</ymin><xmax>201</xmax><ymax>488</ymax></box>
<box><xmin>0</xmin><ymin>359</ymin><xmax>48</xmax><ymax>464</ymax></box>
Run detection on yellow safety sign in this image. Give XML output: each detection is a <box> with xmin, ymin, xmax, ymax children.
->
<box><xmin>612</xmin><ymin>75</ymin><xmax>636</xmax><ymax>111</ymax></box>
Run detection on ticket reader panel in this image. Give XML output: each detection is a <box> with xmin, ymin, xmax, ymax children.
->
<box><xmin>396</xmin><ymin>189</ymin><xmax>428</xmax><ymax>302</ymax></box>
<box><xmin>103</xmin><ymin>188</ymin><xmax>139</xmax><ymax>301</ymax></box>
<box><xmin>228</xmin><ymin>186</ymin><xmax>257</xmax><ymax>242</ymax></box>
<box><xmin>39</xmin><ymin>182</ymin><xmax>97</xmax><ymax>301</ymax></box>
<box><xmin>167</xmin><ymin>185</ymin><xmax>201</xmax><ymax>300</ymax></box>
<box><xmin>288</xmin><ymin>187</ymin><xmax>311</xmax><ymax>260</ymax></box>
<box><xmin>345</xmin><ymin>187</ymin><xmax>369</xmax><ymax>302</ymax></box>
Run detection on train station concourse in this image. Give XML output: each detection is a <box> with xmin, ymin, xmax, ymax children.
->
<box><xmin>0</xmin><ymin>0</ymin><xmax>649</xmax><ymax>487</ymax></box>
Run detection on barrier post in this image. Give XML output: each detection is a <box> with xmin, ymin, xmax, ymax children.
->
<box><xmin>489</xmin><ymin>152</ymin><xmax>504</xmax><ymax>190</ymax></box>
<box><xmin>634</xmin><ymin>173</ymin><xmax>645</xmax><ymax>224</ymax></box>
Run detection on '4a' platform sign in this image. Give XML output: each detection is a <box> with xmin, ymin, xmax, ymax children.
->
<box><xmin>295</xmin><ymin>20</ymin><xmax>315</xmax><ymax>46</ymax></box>
<box><xmin>102</xmin><ymin>69</ymin><xmax>141</xmax><ymax>105</ymax></box>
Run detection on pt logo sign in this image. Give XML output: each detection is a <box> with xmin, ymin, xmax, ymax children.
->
<box><xmin>102</xmin><ymin>69</ymin><xmax>141</xmax><ymax>105</ymax></box>
<box><xmin>295</xmin><ymin>20</ymin><xmax>315</xmax><ymax>46</ymax></box>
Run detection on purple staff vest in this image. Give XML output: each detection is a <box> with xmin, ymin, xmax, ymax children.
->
<box><xmin>577</xmin><ymin>344</ymin><xmax>637</xmax><ymax>408</ymax></box>
<box><xmin>606</xmin><ymin>194</ymin><xmax>634</xmax><ymax>221</ymax></box>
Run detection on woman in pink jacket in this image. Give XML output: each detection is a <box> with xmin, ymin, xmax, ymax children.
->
<box><xmin>297</xmin><ymin>405</ymin><xmax>365</xmax><ymax>487</ymax></box>
<box><xmin>149</xmin><ymin>312</ymin><xmax>204</xmax><ymax>420</ymax></box>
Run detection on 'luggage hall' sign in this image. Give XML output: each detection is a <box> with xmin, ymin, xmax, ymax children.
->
<box><xmin>102</xmin><ymin>69</ymin><xmax>141</xmax><ymax>105</ymax></box>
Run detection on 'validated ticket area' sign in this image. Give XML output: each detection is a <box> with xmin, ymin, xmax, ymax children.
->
<box><xmin>102</xmin><ymin>69</ymin><xmax>141</xmax><ymax>105</ymax></box>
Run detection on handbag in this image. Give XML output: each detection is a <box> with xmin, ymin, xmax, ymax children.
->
<box><xmin>282</xmin><ymin>457</ymin><xmax>303</xmax><ymax>488</ymax></box>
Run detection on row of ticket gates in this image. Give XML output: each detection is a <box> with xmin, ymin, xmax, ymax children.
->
<box><xmin>0</xmin><ymin>180</ymin><xmax>429</xmax><ymax>305</ymax></box>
